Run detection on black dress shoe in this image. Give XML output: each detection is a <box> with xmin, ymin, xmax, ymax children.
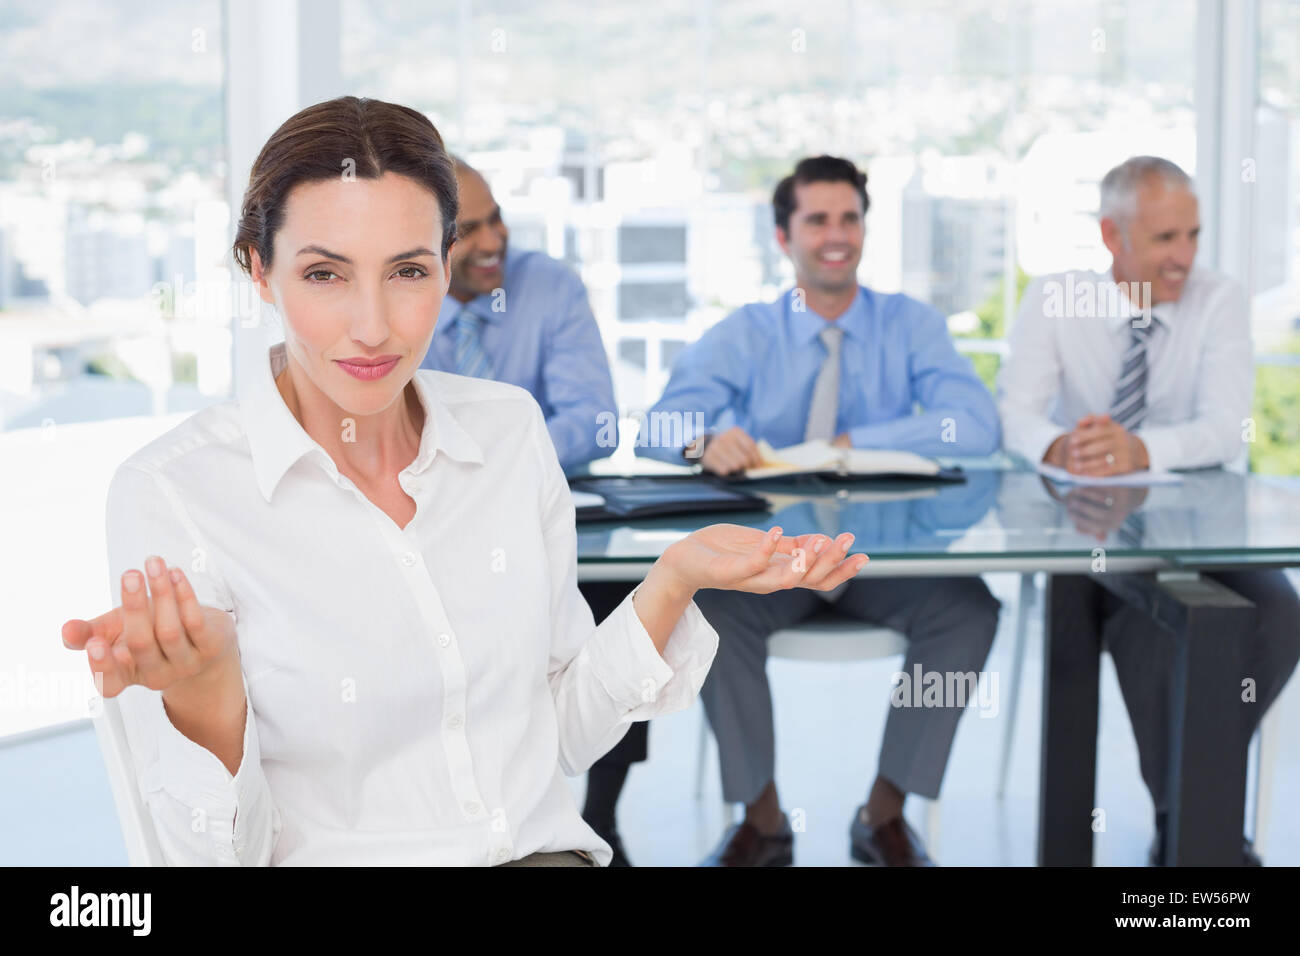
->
<box><xmin>849</xmin><ymin>806</ymin><xmax>935</xmax><ymax>867</ymax></box>
<box><xmin>699</xmin><ymin>815</ymin><xmax>794</xmax><ymax>867</ymax></box>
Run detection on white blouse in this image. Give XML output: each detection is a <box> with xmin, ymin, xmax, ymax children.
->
<box><xmin>106</xmin><ymin>340</ymin><xmax>718</xmax><ymax>866</ymax></box>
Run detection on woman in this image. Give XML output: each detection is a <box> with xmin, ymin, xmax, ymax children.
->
<box><xmin>61</xmin><ymin>96</ymin><xmax>867</xmax><ymax>866</ymax></box>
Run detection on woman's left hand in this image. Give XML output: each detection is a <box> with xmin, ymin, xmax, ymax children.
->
<box><xmin>661</xmin><ymin>523</ymin><xmax>868</xmax><ymax>596</ymax></box>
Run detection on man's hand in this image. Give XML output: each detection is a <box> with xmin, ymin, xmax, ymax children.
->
<box><xmin>699</xmin><ymin>426</ymin><xmax>765</xmax><ymax>476</ymax></box>
<box><xmin>1042</xmin><ymin>434</ymin><xmax>1070</xmax><ymax>468</ymax></box>
<box><xmin>62</xmin><ymin>556</ymin><xmax>239</xmax><ymax>699</ymax></box>
<box><xmin>1042</xmin><ymin>414</ymin><xmax>1149</xmax><ymax>476</ymax></box>
<box><xmin>1066</xmin><ymin>414</ymin><xmax>1149</xmax><ymax>476</ymax></box>
<box><xmin>831</xmin><ymin>433</ymin><xmax>852</xmax><ymax>449</ymax></box>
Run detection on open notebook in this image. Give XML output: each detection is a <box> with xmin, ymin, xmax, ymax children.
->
<box><xmin>734</xmin><ymin>439</ymin><xmax>964</xmax><ymax>482</ymax></box>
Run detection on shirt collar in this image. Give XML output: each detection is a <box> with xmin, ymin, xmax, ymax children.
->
<box><xmin>239</xmin><ymin>339</ymin><xmax>484</xmax><ymax>504</ymax></box>
<box><xmin>786</xmin><ymin>284</ymin><xmax>868</xmax><ymax>346</ymax></box>
<box><xmin>1108</xmin><ymin>305</ymin><xmax>1167</xmax><ymax>335</ymax></box>
<box><xmin>1103</xmin><ymin>271</ymin><xmax>1170</xmax><ymax>333</ymax></box>
<box><xmin>439</xmin><ymin>294</ymin><xmax>493</xmax><ymax>327</ymax></box>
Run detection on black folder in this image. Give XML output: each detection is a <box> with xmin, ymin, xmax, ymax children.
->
<box><xmin>723</xmin><ymin>464</ymin><xmax>967</xmax><ymax>485</ymax></box>
<box><xmin>569</xmin><ymin>476</ymin><xmax>770</xmax><ymax>522</ymax></box>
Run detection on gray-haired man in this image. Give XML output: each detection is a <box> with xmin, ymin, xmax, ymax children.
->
<box><xmin>999</xmin><ymin>156</ymin><xmax>1300</xmax><ymax>864</ymax></box>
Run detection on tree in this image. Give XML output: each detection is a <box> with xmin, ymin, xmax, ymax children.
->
<box><xmin>965</xmin><ymin>267</ymin><xmax>1032</xmax><ymax>393</ymax></box>
<box><xmin>1251</xmin><ymin>336</ymin><xmax>1300</xmax><ymax>476</ymax></box>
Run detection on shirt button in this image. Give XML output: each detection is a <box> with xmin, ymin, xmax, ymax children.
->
<box><xmin>447</xmin><ymin>714</ymin><xmax>463</xmax><ymax>729</ymax></box>
<box><xmin>464</xmin><ymin>801</ymin><xmax>481</xmax><ymax>815</ymax></box>
<box><xmin>495</xmin><ymin>848</ymin><xmax>510</xmax><ymax>863</ymax></box>
<box><xmin>438</xmin><ymin>633</ymin><xmax>452</xmax><ymax>648</ymax></box>
<box><xmin>400</xmin><ymin>552</ymin><xmax>418</xmax><ymax>567</ymax></box>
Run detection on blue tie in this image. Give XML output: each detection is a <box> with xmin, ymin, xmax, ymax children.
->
<box><xmin>453</xmin><ymin>307</ymin><xmax>492</xmax><ymax>379</ymax></box>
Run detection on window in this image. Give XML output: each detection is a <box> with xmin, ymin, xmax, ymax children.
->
<box><xmin>0</xmin><ymin>0</ymin><xmax>230</xmax><ymax>430</ymax></box>
<box><xmin>0</xmin><ymin>0</ymin><xmax>227</xmax><ymax>737</ymax></box>
<box><xmin>344</xmin><ymin>0</ymin><xmax>1199</xmax><ymax>412</ymax></box>
<box><xmin>1251</xmin><ymin>0</ymin><xmax>1300</xmax><ymax>474</ymax></box>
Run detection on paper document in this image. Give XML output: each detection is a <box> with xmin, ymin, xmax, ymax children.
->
<box><xmin>1036</xmin><ymin>462</ymin><xmax>1183</xmax><ymax>487</ymax></box>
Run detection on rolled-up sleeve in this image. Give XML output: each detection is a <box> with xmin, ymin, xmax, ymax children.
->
<box><xmin>580</xmin><ymin>586</ymin><xmax>717</xmax><ymax>720</ymax></box>
<box><xmin>117</xmin><ymin>673</ymin><xmax>280</xmax><ymax>865</ymax></box>
<box><xmin>531</xmin><ymin>401</ymin><xmax>718</xmax><ymax>774</ymax></box>
<box><xmin>104</xmin><ymin>462</ymin><xmax>279</xmax><ymax>865</ymax></box>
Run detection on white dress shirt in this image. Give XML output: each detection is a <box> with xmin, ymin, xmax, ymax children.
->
<box><xmin>998</xmin><ymin>267</ymin><xmax>1254</xmax><ymax>471</ymax></box>
<box><xmin>105</xmin><ymin>339</ymin><xmax>718</xmax><ymax>866</ymax></box>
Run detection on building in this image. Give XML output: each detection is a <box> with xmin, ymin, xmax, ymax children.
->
<box><xmin>901</xmin><ymin>156</ymin><xmax>1011</xmax><ymax>316</ymax></box>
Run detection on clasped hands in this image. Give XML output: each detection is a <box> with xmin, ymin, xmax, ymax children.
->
<box><xmin>1043</xmin><ymin>413</ymin><xmax>1149</xmax><ymax>477</ymax></box>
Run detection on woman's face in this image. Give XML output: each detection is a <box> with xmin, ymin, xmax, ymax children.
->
<box><xmin>251</xmin><ymin>171</ymin><xmax>450</xmax><ymax>417</ymax></box>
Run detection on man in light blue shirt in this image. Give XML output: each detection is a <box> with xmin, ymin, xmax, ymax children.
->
<box><xmin>419</xmin><ymin>159</ymin><xmax>616</xmax><ymax>470</ymax></box>
<box><xmin>640</xmin><ymin>252</ymin><xmax>999</xmax><ymax>463</ymax></box>
<box><xmin>645</xmin><ymin>156</ymin><xmax>1002</xmax><ymax>866</ymax></box>
<box><xmin>641</xmin><ymin>284</ymin><xmax>1000</xmax><ymax>462</ymax></box>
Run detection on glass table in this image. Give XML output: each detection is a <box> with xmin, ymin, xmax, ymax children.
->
<box><xmin>572</xmin><ymin>456</ymin><xmax>1300</xmax><ymax>866</ymax></box>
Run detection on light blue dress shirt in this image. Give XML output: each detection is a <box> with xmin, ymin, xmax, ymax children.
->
<box><xmin>641</xmin><ymin>285</ymin><xmax>1000</xmax><ymax>462</ymax></box>
<box><xmin>421</xmin><ymin>248</ymin><xmax>617</xmax><ymax>470</ymax></box>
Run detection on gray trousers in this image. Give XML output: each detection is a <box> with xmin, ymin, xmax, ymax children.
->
<box><xmin>692</xmin><ymin>577</ymin><xmax>1001</xmax><ymax>805</ymax></box>
<box><xmin>1055</xmin><ymin>569</ymin><xmax>1300</xmax><ymax>815</ymax></box>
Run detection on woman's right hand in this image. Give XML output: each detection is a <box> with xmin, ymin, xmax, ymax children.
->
<box><xmin>62</xmin><ymin>556</ymin><xmax>239</xmax><ymax>699</ymax></box>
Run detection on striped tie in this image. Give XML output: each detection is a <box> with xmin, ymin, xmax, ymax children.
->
<box><xmin>1117</xmin><ymin>510</ymin><xmax>1146</xmax><ymax>549</ymax></box>
<box><xmin>453</xmin><ymin>307</ymin><xmax>492</xmax><ymax>379</ymax></box>
<box><xmin>1109</xmin><ymin>323</ymin><xmax>1154</xmax><ymax>431</ymax></box>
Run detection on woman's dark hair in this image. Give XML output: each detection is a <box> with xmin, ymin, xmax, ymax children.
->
<box><xmin>232</xmin><ymin>96</ymin><xmax>458</xmax><ymax>276</ymax></box>
<box><xmin>772</xmin><ymin>155</ymin><xmax>870</xmax><ymax>233</ymax></box>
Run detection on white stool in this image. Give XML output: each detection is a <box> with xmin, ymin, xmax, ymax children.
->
<box><xmin>996</xmin><ymin>572</ymin><xmax>1039</xmax><ymax>797</ymax></box>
